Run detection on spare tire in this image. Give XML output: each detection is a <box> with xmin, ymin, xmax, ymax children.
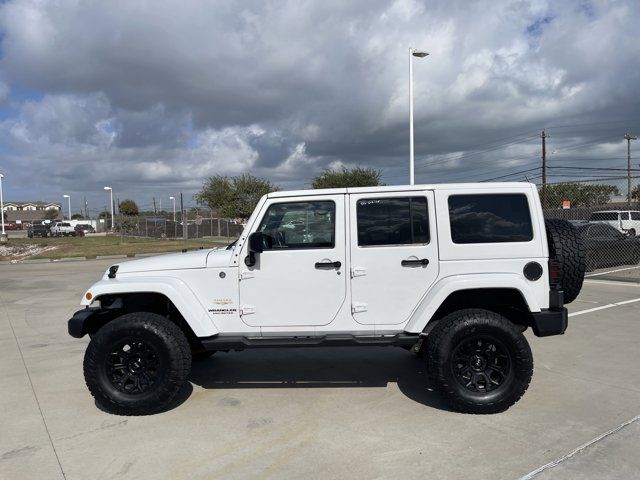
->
<box><xmin>544</xmin><ymin>219</ymin><xmax>585</xmax><ymax>304</ymax></box>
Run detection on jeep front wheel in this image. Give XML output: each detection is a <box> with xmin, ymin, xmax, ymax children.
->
<box><xmin>425</xmin><ymin>309</ymin><xmax>533</xmax><ymax>414</ymax></box>
<box><xmin>83</xmin><ymin>312</ymin><xmax>192</xmax><ymax>415</ymax></box>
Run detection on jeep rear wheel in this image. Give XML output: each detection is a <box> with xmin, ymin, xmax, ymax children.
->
<box><xmin>425</xmin><ymin>309</ymin><xmax>533</xmax><ymax>414</ymax></box>
<box><xmin>83</xmin><ymin>312</ymin><xmax>192</xmax><ymax>415</ymax></box>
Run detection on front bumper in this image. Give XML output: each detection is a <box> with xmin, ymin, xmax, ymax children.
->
<box><xmin>68</xmin><ymin>307</ymin><xmax>110</xmax><ymax>338</ymax></box>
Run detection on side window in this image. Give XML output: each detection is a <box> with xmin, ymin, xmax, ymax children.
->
<box><xmin>448</xmin><ymin>194</ymin><xmax>533</xmax><ymax>244</ymax></box>
<box><xmin>357</xmin><ymin>197</ymin><xmax>429</xmax><ymax>247</ymax></box>
<box><xmin>257</xmin><ymin>201</ymin><xmax>335</xmax><ymax>250</ymax></box>
<box><xmin>631</xmin><ymin>212</ymin><xmax>640</xmax><ymax>221</ymax></box>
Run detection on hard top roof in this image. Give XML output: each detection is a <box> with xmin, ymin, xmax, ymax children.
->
<box><xmin>267</xmin><ymin>182</ymin><xmax>535</xmax><ymax>199</ymax></box>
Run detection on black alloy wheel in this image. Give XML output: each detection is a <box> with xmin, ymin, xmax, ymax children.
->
<box><xmin>106</xmin><ymin>339</ymin><xmax>162</xmax><ymax>394</ymax></box>
<box><xmin>451</xmin><ymin>335</ymin><xmax>511</xmax><ymax>393</ymax></box>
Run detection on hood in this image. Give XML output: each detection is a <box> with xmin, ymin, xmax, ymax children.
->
<box><xmin>114</xmin><ymin>248</ymin><xmax>233</xmax><ymax>274</ymax></box>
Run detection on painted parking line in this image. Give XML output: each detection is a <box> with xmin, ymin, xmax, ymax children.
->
<box><xmin>585</xmin><ymin>265</ymin><xmax>640</xmax><ymax>277</ymax></box>
<box><xmin>569</xmin><ymin>297</ymin><xmax>640</xmax><ymax>317</ymax></box>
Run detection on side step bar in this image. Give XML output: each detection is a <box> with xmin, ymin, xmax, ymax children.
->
<box><xmin>200</xmin><ymin>333</ymin><xmax>420</xmax><ymax>351</ymax></box>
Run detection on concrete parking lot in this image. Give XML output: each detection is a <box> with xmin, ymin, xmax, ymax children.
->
<box><xmin>1</xmin><ymin>260</ymin><xmax>639</xmax><ymax>479</ymax></box>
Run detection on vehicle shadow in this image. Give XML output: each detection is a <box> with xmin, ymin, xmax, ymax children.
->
<box><xmin>188</xmin><ymin>346</ymin><xmax>453</xmax><ymax>412</ymax></box>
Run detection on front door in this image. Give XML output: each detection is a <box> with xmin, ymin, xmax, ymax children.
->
<box><xmin>239</xmin><ymin>195</ymin><xmax>346</xmax><ymax>327</ymax></box>
<box><xmin>349</xmin><ymin>191</ymin><xmax>439</xmax><ymax>325</ymax></box>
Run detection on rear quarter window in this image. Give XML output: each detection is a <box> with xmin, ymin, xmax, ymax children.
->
<box><xmin>448</xmin><ymin>193</ymin><xmax>533</xmax><ymax>244</ymax></box>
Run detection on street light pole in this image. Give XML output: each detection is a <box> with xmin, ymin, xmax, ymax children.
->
<box><xmin>169</xmin><ymin>196</ymin><xmax>176</xmax><ymax>239</ymax></box>
<box><xmin>409</xmin><ymin>48</ymin><xmax>429</xmax><ymax>186</ymax></box>
<box><xmin>169</xmin><ymin>196</ymin><xmax>176</xmax><ymax>222</ymax></box>
<box><xmin>104</xmin><ymin>187</ymin><xmax>114</xmax><ymax>230</ymax></box>
<box><xmin>0</xmin><ymin>173</ymin><xmax>6</xmax><ymax>241</ymax></box>
<box><xmin>63</xmin><ymin>194</ymin><xmax>71</xmax><ymax>220</ymax></box>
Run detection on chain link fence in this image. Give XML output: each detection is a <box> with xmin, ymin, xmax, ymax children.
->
<box><xmin>541</xmin><ymin>179</ymin><xmax>640</xmax><ymax>283</ymax></box>
<box><xmin>114</xmin><ymin>216</ymin><xmax>244</xmax><ymax>241</ymax></box>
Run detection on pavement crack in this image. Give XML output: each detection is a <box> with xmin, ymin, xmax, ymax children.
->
<box><xmin>518</xmin><ymin>415</ymin><xmax>640</xmax><ymax>479</ymax></box>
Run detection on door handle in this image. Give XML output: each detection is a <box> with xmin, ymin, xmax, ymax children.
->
<box><xmin>315</xmin><ymin>261</ymin><xmax>342</xmax><ymax>269</ymax></box>
<box><xmin>401</xmin><ymin>258</ymin><xmax>429</xmax><ymax>266</ymax></box>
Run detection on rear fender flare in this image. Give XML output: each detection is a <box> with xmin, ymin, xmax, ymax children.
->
<box><xmin>403</xmin><ymin>274</ymin><xmax>541</xmax><ymax>333</ymax></box>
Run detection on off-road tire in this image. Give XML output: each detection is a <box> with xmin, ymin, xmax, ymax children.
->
<box><xmin>84</xmin><ymin>312</ymin><xmax>192</xmax><ymax>415</ymax></box>
<box><xmin>544</xmin><ymin>219</ymin><xmax>585</xmax><ymax>304</ymax></box>
<box><xmin>425</xmin><ymin>309</ymin><xmax>533</xmax><ymax>414</ymax></box>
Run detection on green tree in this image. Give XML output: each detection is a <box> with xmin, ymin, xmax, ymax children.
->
<box><xmin>195</xmin><ymin>174</ymin><xmax>279</xmax><ymax>219</ymax></box>
<box><xmin>542</xmin><ymin>183</ymin><xmax>620</xmax><ymax>208</ymax></box>
<box><xmin>98</xmin><ymin>210</ymin><xmax>111</xmax><ymax>219</ymax></box>
<box><xmin>43</xmin><ymin>209</ymin><xmax>59</xmax><ymax>221</ymax></box>
<box><xmin>118</xmin><ymin>199</ymin><xmax>139</xmax><ymax>216</ymax></box>
<box><xmin>71</xmin><ymin>213</ymin><xmax>84</xmax><ymax>220</ymax></box>
<box><xmin>312</xmin><ymin>166</ymin><xmax>382</xmax><ymax>189</ymax></box>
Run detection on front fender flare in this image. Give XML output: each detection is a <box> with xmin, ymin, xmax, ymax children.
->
<box><xmin>403</xmin><ymin>274</ymin><xmax>542</xmax><ymax>333</ymax></box>
<box><xmin>80</xmin><ymin>276</ymin><xmax>218</xmax><ymax>337</ymax></box>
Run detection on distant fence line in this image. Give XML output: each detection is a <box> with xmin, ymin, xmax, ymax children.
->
<box><xmin>114</xmin><ymin>216</ymin><xmax>244</xmax><ymax>240</ymax></box>
<box><xmin>543</xmin><ymin>201</ymin><xmax>640</xmax><ymax>221</ymax></box>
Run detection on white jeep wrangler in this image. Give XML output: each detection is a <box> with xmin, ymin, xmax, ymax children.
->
<box><xmin>69</xmin><ymin>183</ymin><xmax>585</xmax><ymax>415</ymax></box>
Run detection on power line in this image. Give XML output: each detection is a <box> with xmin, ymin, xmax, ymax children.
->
<box><xmin>480</xmin><ymin>167</ymin><xmax>541</xmax><ymax>182</ymax></box>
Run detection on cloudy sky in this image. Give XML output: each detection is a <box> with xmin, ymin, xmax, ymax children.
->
<box><xmin>0</xmin><ymin>0</ymin><xmax>639</xmax><ymax>213</ymax></box>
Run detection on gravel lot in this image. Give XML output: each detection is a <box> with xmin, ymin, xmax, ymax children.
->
<box><xmin>1</xmin><ymin>260</ymin><xmax>639</xmax><ymax>479</ymax></box>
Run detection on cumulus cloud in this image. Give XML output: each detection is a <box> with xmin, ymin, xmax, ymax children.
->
<box><xmin>0</xmin><ymin>0</ymin><xmax>638</xmax><ymax>207</ymax></box>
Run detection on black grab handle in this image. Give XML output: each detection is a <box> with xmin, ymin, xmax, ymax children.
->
<box><xmin>315</xmin><ymin>261</ymin><xmax>342</xmax><ymax>269</ymax></box>
<box><xmin>401</xmin><ymin>258</ymin><xmax>429</xmax><ymax>266</ymax></box>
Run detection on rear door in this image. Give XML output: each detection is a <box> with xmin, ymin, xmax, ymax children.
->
<box><xmin>349</xmin><ymin>191</ymin><xmax>439</xmax><ymax>325</ymax></box>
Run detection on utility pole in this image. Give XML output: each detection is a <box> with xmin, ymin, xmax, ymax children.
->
<box><xmin>153</xmin><ymin>197</ymin><xmax>157</xmax><ymax>215</ymax></box>
<box><xmin>624</xmin><ymin>133</ymin><xmax>637</xmax><ymax>205</ymax></box>
<box><xmin>540</xmin><ymin>130</ymin><xmax>549</xmax><ymax>209</ymax></box>
<box><xmin>84</xmin><ymin>196</ymin><xmax>88</xmax><ymax>219</ymax></box>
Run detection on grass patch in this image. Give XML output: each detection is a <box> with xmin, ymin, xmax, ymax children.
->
<box><xmin>1</xmin><ymin>235</ymin><xmax>236</xmax><ymax>261</ymax></box>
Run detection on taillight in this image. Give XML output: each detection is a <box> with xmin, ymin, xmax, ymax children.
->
<box><xmin>549</xmin><ymin>261</ymin><xmax>560</xmax><ymax>285</ymax></box>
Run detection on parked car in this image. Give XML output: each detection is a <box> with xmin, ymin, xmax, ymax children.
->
<box><xmin>27</xmin><ymin>223</ymin><xmax>51</xmax><ymax>238</ymax></box>
<box><xmin>75</xmin><ymin>224</ymin><xmax>96</xmax><ymax>234</ymax></box>
<box><xmin>70</xmin><ymin>182</ymin><xmax>585</xmax><ymax>415</ymax></box>
<box><xmin>589</xmin><ymin>210</ymin><xmax>640</xmax><ymax>237</ymax></box>
<box><xmin>50</xmin><ymin>222</ymin><xmax>76</xmax><ymax>237</ymax></box>
<box><xmin>576</xmin><ymin>222</ymin><xmax>640</xmax><ymax>271</ymax></box>
<box><xmin>1</xmin><ymin>222</ymin><xmax>18</xmax><ymax>231</ymax></box>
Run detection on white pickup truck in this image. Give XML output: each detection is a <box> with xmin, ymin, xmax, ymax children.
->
<box><xmin>69</xmin><ymin>183</ymin><xmax>585</xmax><ymax>415</ymax></box>
<box><xmin>50</xmin><ymin>221</ymin><xmax>76</xmax><ymax>237</ymax></box>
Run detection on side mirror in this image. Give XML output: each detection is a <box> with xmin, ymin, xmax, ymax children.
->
<box><xmin>244</xmin><ymin>232</ymin><xmax>264</xmax><ymax>267</ymax></box>
<box><xmin>249</xmin><ymin>232</ymin><xmax>264</xmax><ymax>253</ymax></box>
